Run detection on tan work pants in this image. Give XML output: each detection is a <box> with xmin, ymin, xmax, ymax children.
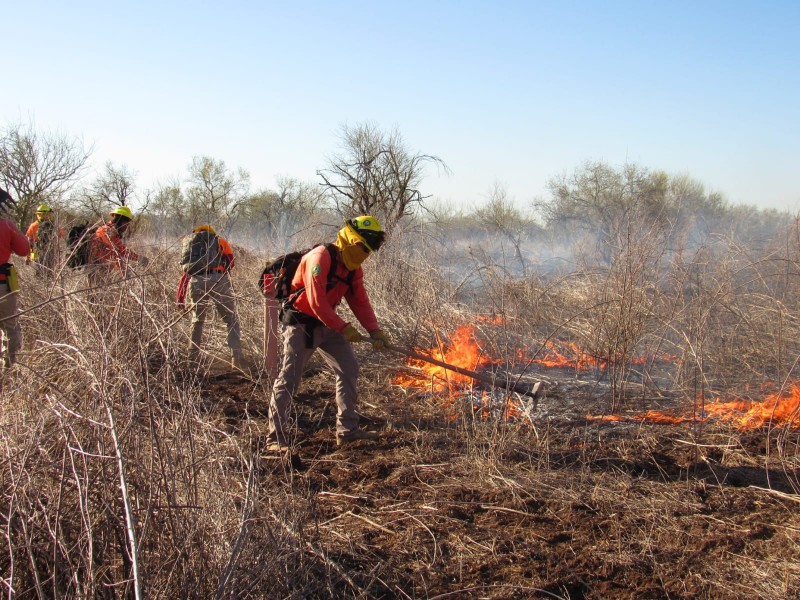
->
<box><xmin>188</xmin><ymin>272</ymin><xmax>241</xmax><ymax>355</ymax></box>
<box><xmin>0</xmin><ymin>283</ymin><xmax>22</xmax><ymax>368</ymax></box>
<box><xmin>267</xmin><ymin>323</ymin><xmax>360</xmax><ymax>444</ymax></box>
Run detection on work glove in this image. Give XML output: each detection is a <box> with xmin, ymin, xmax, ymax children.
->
<box><xmin>369</xmin><ymin>329</ymin><xmax>390</xmax><ymax>351</ymax></box>
<box><xmin>342</xmin><ymin>324</ymin><xmax>363</xmax><ymax>343</ymax></box>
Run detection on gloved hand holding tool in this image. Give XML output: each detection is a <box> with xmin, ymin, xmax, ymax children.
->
<box><xmin>369</xmin><ymin>329</ymin><xmax>390</xmax><ymax>350</ymax></box>
<box><xmin>342</xmin><ymin>323</ymin><xmax>363</xmax><ymax>343</ymax></box>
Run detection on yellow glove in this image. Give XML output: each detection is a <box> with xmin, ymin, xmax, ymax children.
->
<box><xmin>369</xmin><ymin>329</ymin><xmax>390</xmax><ymax>351</ymax></box>
<box><xmin>342</xmin><ymin>324</ymin><xmax>363</xmax><ymax>343</ymax></box>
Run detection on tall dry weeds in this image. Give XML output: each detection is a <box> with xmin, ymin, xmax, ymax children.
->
<box><xmin>2</xmin><ymin>214</ymin><xmax>800</xmax><ymax>598</ymax></box>
<box><xmin>2</xmin><ymin>249</ymin><xmax>273</xmax><ymax>598</ymax></box>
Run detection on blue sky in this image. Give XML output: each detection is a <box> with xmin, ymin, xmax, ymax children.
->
<box><xmin>4</xmin><ymin>1</ymin><xmax>799</xmax><ymax>211</ymax></box>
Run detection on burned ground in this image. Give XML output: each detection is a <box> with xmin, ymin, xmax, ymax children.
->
<box><xmin>197</xmin><ymin>357</ymin><xmax>800</xmax><ymax>600</ymax></box>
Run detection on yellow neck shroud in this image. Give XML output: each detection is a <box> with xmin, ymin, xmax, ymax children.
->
<box><xmin>333</xmin><ymin>227</ymin><xmax>370</xmax><ymax>270</ymax></box>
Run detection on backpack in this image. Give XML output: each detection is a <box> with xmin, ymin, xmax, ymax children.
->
<box><xmin>259</xmin><ymin>243</ymin><xmax>355</xmax><ymax>302</ymax></box>
<box><xmin>66</xmin><ymin>223</ymin><xmax>98</xmax><ymax>269</ymax></box>
<box><xmin>180</xmin><ymin>229</ymin><xmax>226</xmax><ymax>275</ymax></box>
<box><xmin>37</xmin><ymin>220</ymin><xmax>56</xmax><ymax>244</ymax></box>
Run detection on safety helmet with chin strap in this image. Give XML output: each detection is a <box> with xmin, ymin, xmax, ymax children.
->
<box><xmin>346</xmin><ymin>216</ymin><xmax>386</xmax><ymax>252</ymax></box>
<box><xmin>36</xmin><ymin>204</ymin><xmax>53</xmax><ymax>214</ymax></box>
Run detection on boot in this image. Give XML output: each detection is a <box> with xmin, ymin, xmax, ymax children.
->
<box><xmin>336</xmin><ymin>429</ymin><xmax>379</xmax><ymax>446</ymax></box>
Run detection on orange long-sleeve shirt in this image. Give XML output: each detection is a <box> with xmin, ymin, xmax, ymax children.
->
<box><xmin>89</xmin><ymin>224</ymin><xmax>139</xmax><ymax>271</ymax></box>
<box><xmin>290</xmin><ymin>245</ymin><xmax>378</xmax><ymax>334</ymax></box>
<box><xmin>25</xmin><ymin>220</ymin><xmax>65</xmax><ymax>244</ymax></box>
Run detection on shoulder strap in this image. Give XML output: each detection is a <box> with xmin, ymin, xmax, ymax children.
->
<box><xmin>284</xmin><ymin>244</ymin><xmax>325</xmax><ymax>307</ymax></box>
<box><xmin>284</xmin><ymin>244</ymin><xmax>354</xmax><ymax>310</ymax></box>
<box><xmin>325</xmin><ymin>244</ymin><xmax>355</xmax><ymax>290</ymax></box>
<box><xmin>325</xmin><ymin>244</ymin><xmax>339</xmax><ymax>278</ymax></box>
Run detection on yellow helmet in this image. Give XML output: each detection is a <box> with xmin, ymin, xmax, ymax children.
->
<box><xmin>110</xmin><ymin>206</ymin><xmax>134</xmax><ymax>220</ymax></box>
<box><xmin>346</xmin><ymin>216</ymin><xmax>385</xmax><ymax>251</ymax></box>
<box><xmin>36</xmin><ymin>204</ymin><xmax>53</xmax><ymax>213</ymax></box>
<box><xmin>193</xmin><ymin>224</ymin><xmax>216</xmax><ymax>235</ymax></box>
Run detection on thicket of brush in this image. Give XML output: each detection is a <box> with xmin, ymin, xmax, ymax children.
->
<box><xmin>3</xmin><ymin>203</ymin><xmax>800</xmax><ymax>598</ymax></box>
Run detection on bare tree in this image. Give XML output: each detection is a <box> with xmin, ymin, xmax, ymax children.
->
<box><xmin>0</xmin><ymin>121</ymin><xmax>90</xmax><ymax>227</ymax></box>
<box><xmin>149</xmin><ymin>180</ymin><xmax>188</xmax><ymax>240</ymax></box>
<box><xmin>94</xmin><ymin>162</ymin><xmax>138</xmax><ymax>208</ymax></box>
<box><xmin>317</xmin><ymin>123</ymin><xmax>448</xmax><ymax>228</ymax></box>
<box><xmin>244</xmin><ymin>176</ymin><xmax>327</xmax><ymax>247</ymax></box>
<box><xmin>537</xmin><ymin>161</ymin><xmax>671</xmax><ymax>265</ymax></box>
<box><xmin>186</xmin><ymin>156</ymin><xmax>250</xmax><ymax>229</ymax></box>
<box><xmin>71</xmin><ymin>162</ymin><xmax>139</xmax><ymax>217</ymax></box>
<box><xmin>474</xmin><ymin>183</ymin><xmax>537</xmax><ymax>273</ymax></box>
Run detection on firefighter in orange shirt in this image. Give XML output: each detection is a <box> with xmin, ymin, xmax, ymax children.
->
<box><xmin>178</xmin><ymin>225</ymin><xmax>249</xmax><ymax>370</ymax></box>
<box><xmin>25</xmin><ymin>204</ymin><xmax>64</xmax><ymax>275</ymax></box>
<box><xmin>266</xmin><ymin>216</ymin><xmax>389</xmax><ymax>452</ymax></box>
<box><xmin>88</xmin><ymin>206</ymin><xmax>148</xmax><ymax>276</ymax></box>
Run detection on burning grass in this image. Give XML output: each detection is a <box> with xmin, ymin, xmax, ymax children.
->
<box><xmin>588</xmin><ymin>385</ymin><xmax>800</xmax><ymax>431</ymax></box>
<box><xmin>392</xmin><ymin>324</ymin><xmax>500</xmax><ymax>392</ymax></box>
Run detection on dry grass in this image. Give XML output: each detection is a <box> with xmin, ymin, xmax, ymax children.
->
<box><xmin>2</xmin><ymin>221</ymin><xmax>800</xmax><ymax>598</ymax></box>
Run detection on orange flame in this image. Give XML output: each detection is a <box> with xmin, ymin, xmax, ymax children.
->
<box><xmin>705</xmin><ymin>386</ymin><xmax>800</xmax><ymax>430</ymax></box>
<box><xmin>475</xmin><ymin>314</ymin><xmax>506</xmax><ymax>325</ymax></box>
<box><xmin>587</xmin><ymin>385</ymin><xmax>800</xmax><ymax>430</ymax></box>
<box><xmin>529</xmin><ymin>341</ymin><xmax>606</xmax><ymax>371</ymax></box>
<box><xmin>517</xmin><ymin>340</ymin><xmax>671</xmax><ymax>372</ymax></box>
<box><xmin>588</xmin><ymin>410</ymin><xmax>691</xmax><ymax>425</ymax></box>
<box><xmin>393</xmin><ymin>325</ymin><xmax>499</xmax><ymax>393</ymax></box>
<box><xmin>392</xmin><ymin>325</ymin><xmax>536</xmax><ymax>423</ymax></box>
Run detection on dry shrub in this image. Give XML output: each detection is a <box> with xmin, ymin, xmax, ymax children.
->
<box><xmin>1</xmin><ymin>253</ymin><xmax>278</xmax><ymax>598</ymax></box>
<box><xmin>411</xmin><ymin>215</ymin><xmax>800</xmax><ymax>497</ymax></box>
<box><xmin>3</xmin><ymin>217</ymin><xmax>800</xmax><ymax>598</ymax></box>
<box><xmin>3</xmin><ymin>232</ymin><xmax>448</xmax><ymax>598</ymax></box>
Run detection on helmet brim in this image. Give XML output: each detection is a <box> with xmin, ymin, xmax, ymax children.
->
<box><xmin>346</xmin><ymin>217</ymin><xmax>385</xmax><ymax>252</ymax></box>
<box><xmin>359</xmin><ymin>229</ymin><xmax>385</xmax><ymax>252</ymax></box>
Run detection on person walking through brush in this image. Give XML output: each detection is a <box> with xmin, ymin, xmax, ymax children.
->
<box><xmin>179</xmin><ymin>225</ymin><xmax>249</xmax><ymax>370</ymax></box>
<box><xmin>88</xmin><ymin>206</ymin><xmax>148</xmax><ymax>277</ymax></box>
<box><xmin>25</xmin><ymin>204</ymin><xmax>64</xmax><ymax>276</ymax></box>
<box><xmin>0</xmin><ymin>189</ymin><xmax>31</xmax><ymax>371</ymax></box>
<box><xmin>266</xmin><ymin>216</ymin><xmax>390</xmax><ymax>452</ymax></box>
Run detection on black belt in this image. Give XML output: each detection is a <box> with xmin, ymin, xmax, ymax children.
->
<box><xmin>281</xmin><ymin>306</ymin><xmax>323</xmax><ymax>348</ymax></box>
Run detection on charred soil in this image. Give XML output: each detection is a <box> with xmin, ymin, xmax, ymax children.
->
<box><xmin>200</xmin><ymin>361</ymin><xmax>800</xmax><ymax>600</ymax></box>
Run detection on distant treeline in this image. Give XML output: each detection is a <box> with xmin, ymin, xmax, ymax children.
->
<box><xmin>2</xmin><ymin>120</ymin><xmax>791</xmax><ymax>271</ymax></box>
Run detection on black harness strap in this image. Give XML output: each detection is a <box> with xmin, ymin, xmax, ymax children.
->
<box><xmin>281</xmin><ymin>244</ymin><xmax>356</xmax><ymax>347</ymax></box>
